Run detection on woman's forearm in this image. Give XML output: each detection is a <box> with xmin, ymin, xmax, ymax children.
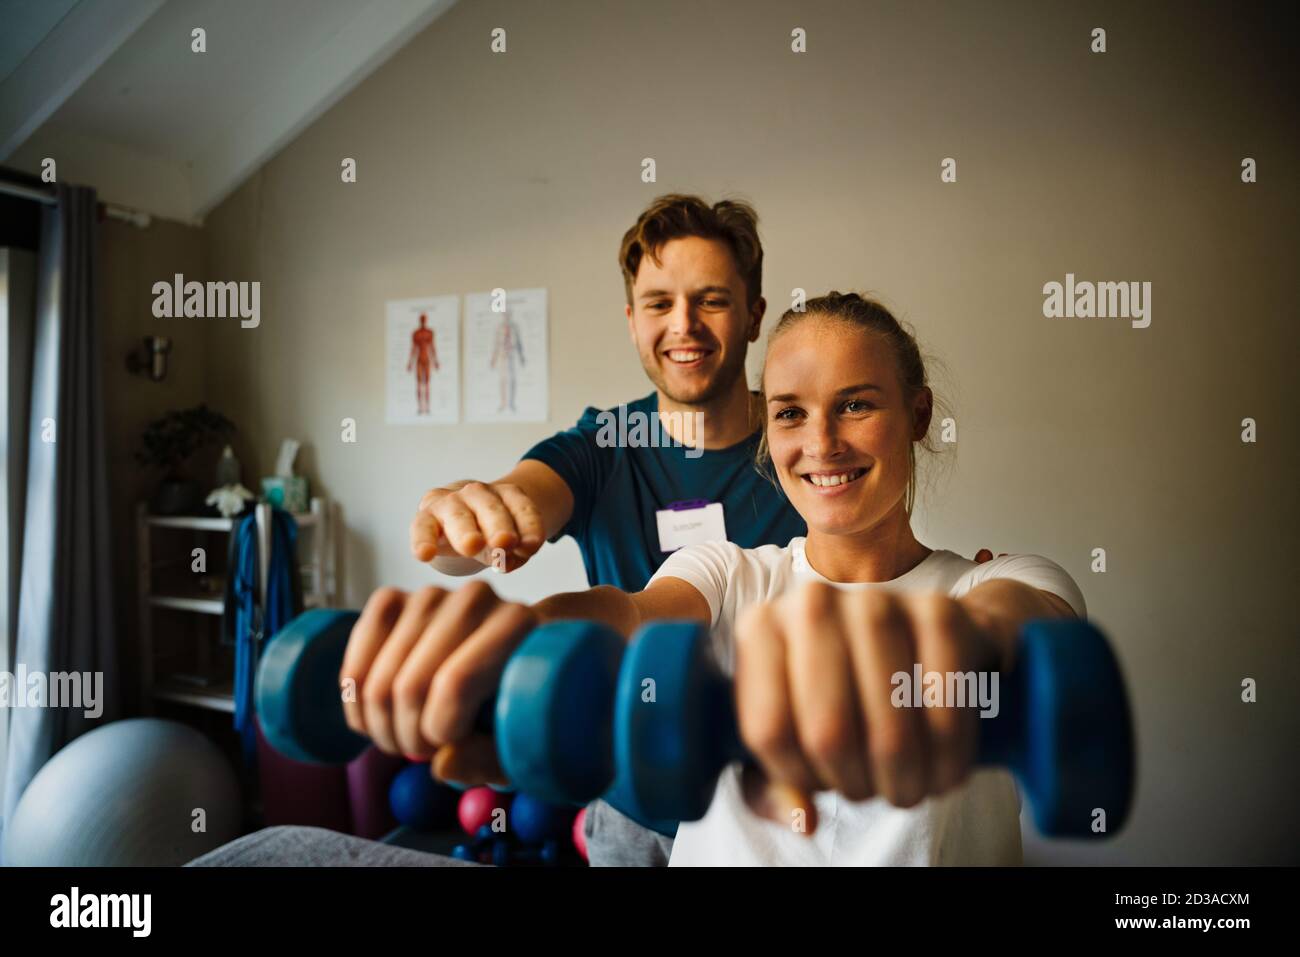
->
<box><xmin>532</xmin><ymin>585</ymin><xmax>642</xmax><ymax>638</ymax></box>
<box><xmin>531</xmin><ymin>577</ymin><xmax>712</xmax><ymax>641</ymax></box>
<box><xmin>958</xmin><ymin>579</ymin><xmax>1077</xmax><ymax>671</ymax></box>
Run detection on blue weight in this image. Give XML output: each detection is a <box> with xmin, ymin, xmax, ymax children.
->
<box><xmin>495</xmin><ymin>620</ymin><xmax>625</xmax><ymax>807</ymax></box>
<box><xmin>258</xmin><ymin>603</ymin><xmax>1134</xmax><ymax>841</ymax></box>
<box><xmin>611</xmin><ymin>618</ymin><xmax>1134</xmax><ymax>839</ymax></box>
<box><xmin>509</xmin><ymin>792</ymin><xmax>570</xmax><ymax>844</ymax></box>
<box><xmin>256</xmin><ymin>608</ymin><xmax>370</xmax><ymax>765</ymax></box>
<box><xmin>390</xmin><ymin>763</ymin><xmax>459</xmax><ymax>831</ymax></box>
<box><xmin>257</xmin><ymin>608</ymin><xmax>495</xmax><ymax>768</ymax></box>
<box><xmin>1005</xmin><ymin>619</ymin><xmax>1135</xmax><ymax>836</ymax></box>
<box><xmin>613</xmin><ymin>621</ymin><xmax>740</xmax><ymax>827</ymax></box>
<box><xmin>494</xmin><ymin>620</ymin><xmax>679</xmax><ymax>834</ymax></box>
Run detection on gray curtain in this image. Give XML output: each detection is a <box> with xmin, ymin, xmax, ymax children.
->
<box><xmin>0</xmin><ymin>184</ymin><xmax>120</xmax><ymax>860</ymax></box>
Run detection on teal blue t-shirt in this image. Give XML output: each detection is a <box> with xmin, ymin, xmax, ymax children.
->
<box><xmin>523</xmin><ymin>392</ymin><xmax>806</xmax><ymax>592</ymax></box>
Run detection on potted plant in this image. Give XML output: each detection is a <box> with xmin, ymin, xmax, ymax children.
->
<box><xmin>135</xmin><ymin>404</ymin><xmax>237</xmax><ymax>515</ymax></box>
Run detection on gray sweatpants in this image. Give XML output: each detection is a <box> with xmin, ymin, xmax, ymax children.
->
<box><xmin>186</xmin><ymin>826</ymin><xmax>478</xmax><ymax>867</ymax></box>
<box><xmin>584</xmin><ymin>799</ymin><xmax>675</xmax><ymax>867</ymax></box>
<box><xmin>188</xmin><ymin>800</ymin><xmax>675</xmax><ymax>867</ymax></box>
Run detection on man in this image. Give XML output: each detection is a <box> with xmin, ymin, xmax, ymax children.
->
<box><xmin>409</xmin><ymin>194</ymin><xmax>806</xmax><ymax>865</ymax></box>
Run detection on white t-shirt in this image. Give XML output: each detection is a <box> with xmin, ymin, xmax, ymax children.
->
<box><xmin>648</xmin><ymin>538</ymin><xmax>1087</xmax><ymax>867</ymax></box>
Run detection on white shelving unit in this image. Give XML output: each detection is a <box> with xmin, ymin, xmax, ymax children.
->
<box><xmin>136</xmin><ymin>496</ymin><xmax>336</xmax><ymax>713</ymax></box>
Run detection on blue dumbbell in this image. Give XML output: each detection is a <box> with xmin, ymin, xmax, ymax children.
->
<box><xmin>255</xmin><ymin>609</ymin><xmax>375</xmax><ymax>765</ymax></box>
<box><xmin>254</xmin><ymin>610</ymin><xmax>609</xmax><ymax>767</ymax></box>
<box><xmin>256</xmin><ymin>610</ymin><xmax>1133</xmax><ymax>837</ymax></box>
<box><xmin>255</xmin><ymin>610</ymin><xmax>661</xmax><ymax>826</ymax></box>
<box><xmin>495</xmin><ymin>618</ymin><xmax>1134</xmax><ymax>838</ymax></box>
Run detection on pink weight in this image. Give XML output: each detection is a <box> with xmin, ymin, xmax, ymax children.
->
<box><xmin>572</xmin><ymin>807</ymin><xmax>588</xmax><ymax>862</ymax></box>
<box><xmin>458</xmin><ymin>786</ymin><xmax>509</xmax><ymax>835</ymax></box>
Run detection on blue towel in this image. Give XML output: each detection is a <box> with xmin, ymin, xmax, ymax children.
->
<box><xmin>224</xmin><ymin>506</ymin><xmax>302</xmax><ymax>762</ymax></box>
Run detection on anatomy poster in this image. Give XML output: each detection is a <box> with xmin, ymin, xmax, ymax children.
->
<box><xmin>385</xmin><ymin>295</ymin><xmax>460</xmax><ymax>424</ymax></box>
<box><xmin>465</xmin><ymin>287</ymin><xmax>548</xmax><ymax>423</ymax></box>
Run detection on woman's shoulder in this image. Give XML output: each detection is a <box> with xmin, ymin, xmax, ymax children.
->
<box><xmin>923</xmin><ymin>548</ymin><xmax>979</xmax><ymax>574</ymax></box>
<box><xmin>946</xmin><ymin>552</ymin><xmax>1087</xmax><ymax>618</ymax></box>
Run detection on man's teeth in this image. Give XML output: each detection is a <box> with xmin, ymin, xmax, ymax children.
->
<box><xmin>806</xmin><ymin>469</ymin><xmax>865</xmax><ymax>487</ymax></box>
<box><xmin>667</xmin><ymin>350</ymin><xmax>707</xmax><ymax>362</ymax></box>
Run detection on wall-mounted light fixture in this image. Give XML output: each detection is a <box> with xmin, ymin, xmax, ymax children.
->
<box><xmin>126</xmin><ymin>336</ymin><xmax>172</xmax><ymax>381</ymax></box>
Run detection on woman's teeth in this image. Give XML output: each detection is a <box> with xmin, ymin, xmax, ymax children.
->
<box><xmin>804</xmin><ymin>468</ymin><xmax>867</xmax><ymax>488</ymax></box>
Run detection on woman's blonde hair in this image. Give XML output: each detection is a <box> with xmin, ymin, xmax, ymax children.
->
<box><xmin>756</xmin><ymin>292</ymin><xmax>945</xmax><ymax>514</ymax></box>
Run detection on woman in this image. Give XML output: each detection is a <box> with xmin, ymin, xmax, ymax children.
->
<box><xmin>342</xmin><ymin>292</ymin><xmax>1085</xmax><ymax>865</ymax></box>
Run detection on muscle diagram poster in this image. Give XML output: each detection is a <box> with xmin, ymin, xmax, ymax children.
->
<box><xmin>464</xmin><ymin>287</ymin><xmax>548</xmax><ymax>423</ymax></box>
<box><xmin>385</xmin><ymin>295</ymin><xmax>460</xmax><ymax>425</ymax></box>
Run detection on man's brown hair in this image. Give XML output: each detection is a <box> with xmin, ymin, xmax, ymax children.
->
<box><xmin>618</xmin><ymin>194</ymin><xmax>763</xmax><ymax>307</ymax></box>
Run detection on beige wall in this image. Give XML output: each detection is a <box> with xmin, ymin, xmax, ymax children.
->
<box><xmin>137</xmin><ymin>0</ymin><xmax>1299</xmax><ymax>863</ymax></box>
<box><xmin>100</xmin><ymin>217</ymin><xmax>208</xmax><ymax>707</ymax></box>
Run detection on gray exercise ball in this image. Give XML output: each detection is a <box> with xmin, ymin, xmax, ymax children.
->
<box><xmin>3</xmin><ymin>718</ymin><xmax>242</xmax><ymax>866</ymax></box>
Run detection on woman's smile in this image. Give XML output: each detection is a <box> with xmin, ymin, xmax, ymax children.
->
<box><xmin>800</xmin><ymin>466</ymin><xmax>871</xmax><ymax>494</ymax></box>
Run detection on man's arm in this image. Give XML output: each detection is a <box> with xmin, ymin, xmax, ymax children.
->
<box><xmin>411</xmin><ymin>459</ymin><xmax>576</xmax><ymax>575</ymax></box>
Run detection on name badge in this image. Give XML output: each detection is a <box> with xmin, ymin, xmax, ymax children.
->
<box><xmin>656</xmin><ymin>499</ymin><xmax>727</xmax><ymax>553</ymax></box>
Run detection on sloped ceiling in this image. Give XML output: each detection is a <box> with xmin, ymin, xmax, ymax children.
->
<box><xmin>0</xmin><ymin>0</ymin><xmax>458</xmax><ymax>223</ymax></box>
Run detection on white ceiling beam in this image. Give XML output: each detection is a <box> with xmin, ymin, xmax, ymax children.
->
<box><xmin>0</xmin><ymin>0</ymin><xmax>169</xmax><ymax>161</ymax></box>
